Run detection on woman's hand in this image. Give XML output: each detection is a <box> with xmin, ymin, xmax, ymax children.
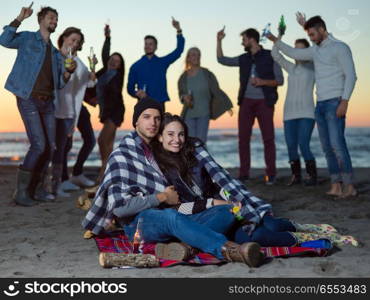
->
<box><xmin>89</xmin><ymin>72</ymin><xmax>96</xmax><ymax>81</ymax></box>
<box><xmin>104</xmin><ymin>24</ymin><xmax>111</xmax><ymax>37</ymax></box>
<box><xmin>183</xmin><ymin>95</ymin><xmax>192</xmax><ymax>107</ymax></box>
<box><xmin>212</xmin><ymin>199</ymin><xmax>229</xmax><ymax>206</ymax></box>
<box><xmin>65</xmin><ymin>60</ymin><xmax>77</xmax><ymax>73</ymax></box>
<box><xmin>217</xmin><ymin>26</ymin><xmax>226</xmax><ymax>41</ymax></box>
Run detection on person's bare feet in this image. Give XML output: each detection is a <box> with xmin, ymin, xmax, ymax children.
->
<box><xmin>339</xmin><ymin>184</ymin><xmax>357</xmax><ymax>198</ymax></box>
<box><xmin>326</xmin><ymin>183</ymin><xmax>342</xmax><ymax>196</ymax></box>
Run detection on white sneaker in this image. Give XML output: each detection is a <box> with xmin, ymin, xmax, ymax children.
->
<box><xmin>70</xmin><ymin>174</ymin><xmax>96</xmax><ymax>188</ymax></box>
<box><xmin>60</xmin><ymin>180</ymin><xmax>81</xmax><ymax>191</ymax></box>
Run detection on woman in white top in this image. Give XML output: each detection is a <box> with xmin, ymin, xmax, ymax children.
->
<box><xmin>51</xmin><ymin>27</ymin><xmax>97</xmax><ymax>196</ymax></box>
<box><xmin>271</xmin><ymin>38</ymin><xmax>317</xmax><ymax>186</ymax></box>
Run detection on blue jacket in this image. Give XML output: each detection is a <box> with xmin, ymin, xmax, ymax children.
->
<box><xmin>127</xmin><ymin>34</ymin><xmax>185</xmax><ymax>103</ymax></box>
<box><xmin>0</xmin><ymin>25</ymin><xmax>65</xmax><ymax>100</ymax></box>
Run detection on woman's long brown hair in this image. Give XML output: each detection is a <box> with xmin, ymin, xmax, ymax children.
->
<box><xmin>57</xmin><ymin>27</ymin><xmax>85</xmax><ymax>51</ymax></box>
<box><xmin>150</xmin><ymin>113</ymin><xmax>199</xmax><ymax>185</ymax></box>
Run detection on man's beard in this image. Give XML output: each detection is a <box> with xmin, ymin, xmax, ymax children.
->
<box><xmin>244</xmin><ymin>45</ymin><xmax>251</xmax><ymax>52</ymax></box>
<box><xmin>47</xmin><ymin>25</ymin><xmax>56</xmax><ymax>33</ymax></box>
<box><xmin>315</xmin><ymin>33</ymin><xmax>324</xmax><ymax>45</ymax></box>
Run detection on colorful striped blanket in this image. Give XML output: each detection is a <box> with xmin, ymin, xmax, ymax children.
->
<box><xmin>94</xmin><ymin>231</ymin><xmax>331</xmax><ymax>268</ymax></box>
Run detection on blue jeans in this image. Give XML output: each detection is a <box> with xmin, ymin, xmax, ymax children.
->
<box><xmin>284</xmin><ymin>118</ymin><xmax>315</xmax><ymax>162</ymax></box>
<box><xmin>124</xmin><ymin>205</ymin><xmax>235</xmax><ymax>260</ymax></box>
<box><xmin>16</xmin><ymin>97</ymin><xmax>56</xmax><ymax>173</ymax></box>
<box><xmin>53</xmin><ymin>118</ymin><xmax>74</xmax><ymax>166</ymax></box>
<box><xmin>185</xmin><ymin>116</ymin><xmax>210</xmax><ymax>143</ymax></box>
<box><xmin>315</xmin><ymin>98</ymin><xmax>353</xmax><ymax>184</ymax></box>
<box><xmin>234</xmin><ymin>216</ymin><xmax>296</xmax><ymax>247</ymax></box>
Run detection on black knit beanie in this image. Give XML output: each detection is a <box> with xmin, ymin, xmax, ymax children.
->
<box><xmin>132</xmin><ymin>97</ymin><xmax>164</xmax><ymax>128</ymax></box>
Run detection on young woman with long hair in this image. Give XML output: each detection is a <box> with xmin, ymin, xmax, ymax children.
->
<box><xmin>150</xmin><ymin>113</ymin><xmax>358</xmax><ymax>249</ymax></box>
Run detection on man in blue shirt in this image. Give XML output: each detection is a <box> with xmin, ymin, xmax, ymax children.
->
<box><xmin>0</xmin><ymin>5</ymin><xmax>75</xmax><ymax>206</ymax></box>
<box><xmin>127</xmin><ymin>17</ymin><xmax>185</xmax><ymax>111</ymax></box>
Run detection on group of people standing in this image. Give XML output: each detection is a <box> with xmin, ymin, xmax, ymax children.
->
<box><xmin>1</xmin><ymin>4</ymin><xmax>359</xmax><ymax>267</ymax></box>
<box><xmin>217</xmin><ymin>13</ymin><xmax>357</xmax><ymax>198</ymax></box>
<box><xmin>0</xmin><ymin>5</ymin><xmax>124</xmax><ymax>205</ymax></box>
<box><xmin>0</xmin><ymin>5</ymin><xmax>234</xmax><ymax>207</ymax></box>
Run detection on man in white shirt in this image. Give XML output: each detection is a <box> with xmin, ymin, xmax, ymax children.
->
<box><xmin>268</xmin><ymin>15</ymin><xmax>357</xmax><ymax>198</ymax></box>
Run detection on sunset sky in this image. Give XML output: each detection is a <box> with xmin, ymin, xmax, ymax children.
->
<box><xmin>0</xmin><ymin>0</ymin><xmax>369</xmax><ymax>132</ymax></box>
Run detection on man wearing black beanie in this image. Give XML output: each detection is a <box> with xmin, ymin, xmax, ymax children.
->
<box><xmin>132</xmin><ymin>97</ymin><xmax>164</xmax><ymax>145</ymax></box>
<box><xmin>132</xmin><ymin>97</ymin><xmax>164</xmax><ymax>128</ymax></box>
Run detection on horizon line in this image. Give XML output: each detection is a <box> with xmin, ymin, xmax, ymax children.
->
<box><xmin>1</xmin><ymin>126</ymin><xmax>370</xmax><ymax>134</ymax></box>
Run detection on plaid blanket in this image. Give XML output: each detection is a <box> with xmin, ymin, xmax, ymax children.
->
<box><xmin>82</xmin><ymin>131</ymin><xmax>272</xmax><ymax>235</ymax></box>
<box><xmin>94</xmin><ymin>231</ymin><xmax>331</xmax><ymax>268</ymax></box>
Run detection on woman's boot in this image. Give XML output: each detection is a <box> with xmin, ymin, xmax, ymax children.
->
<box><xmin>304</xmin><ymin>160</ymin><xmax>317</xmax><ymax>186</ymax></box>
<box><xmin>221</xmin><ymin>241</ymin><xmax>264</xmax><ymax>267</ymax></box>
<box><xmin>287</xmin><ymin>160</ymin><xmax>301</xmax><ymax>186</ymax></box>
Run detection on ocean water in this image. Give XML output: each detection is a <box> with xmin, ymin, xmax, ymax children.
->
<box><xmin>0</xmin><ymin>127</ymin><xmax>369</xmax><ymax>169</ymax></box>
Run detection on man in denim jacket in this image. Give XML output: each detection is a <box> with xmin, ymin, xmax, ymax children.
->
<box><xmin>0</xmin><ymin>5</ymin><xmax>76</xmax><ymax>206</ymax></box>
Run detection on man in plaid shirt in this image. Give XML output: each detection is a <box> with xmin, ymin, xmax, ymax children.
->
<box><xmin>83</xmin><ymin>97</ymin><xmax>269</xmax><ymax>267</ymax></box>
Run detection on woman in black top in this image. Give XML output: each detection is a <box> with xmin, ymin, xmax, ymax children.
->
<box><xmin>96</xmin><ymin>24</ymin><xmax>125</xmax><ymax>182</ymax></box>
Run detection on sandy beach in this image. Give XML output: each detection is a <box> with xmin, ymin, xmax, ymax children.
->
<box><xmin>0</xmin><ymin>165</ymin><xmax>369</xmax><ymax>278</ymax></box>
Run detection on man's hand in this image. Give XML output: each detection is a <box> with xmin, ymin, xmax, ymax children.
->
<box><xmin>17</xmin><ymin>3</ymin><xmax>33</xmax><ymax>22</ymax></box>
<box><xmin>157</xmin><ymin>186</ymin><xmax>179</xmax><ymax>205</ymax></box>
<box><xmin>217</xmin><ymin>26</ymin><xmax>226</xmax><ymax>41</ymax></box>
<box><xmin>296</xmin><ymin>11</ymin><xmax>306</xmax><ymax>28</ymax></box>
<box><xmin>135</xmin><ymin>90</ymin><xmax>147</xmax><ymax>99</ymax></box>
<box><xmin>252</xmin><ymin>77</ymin><xmax>265</xmax><ymax>87</ymax></box>
<box><xmin>336</xmin><ymin>100</ymin><xmax>348</xmax><ymax>118</ymax></box>
<box><xmin>172</xmin><ymin>17</ymin><xmax>181</xmax><ymax>31</ymax></box>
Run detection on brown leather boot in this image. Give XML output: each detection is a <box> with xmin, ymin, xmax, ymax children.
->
<box><xmin>221</xmin><ymin>241</ymin><xmax>263</xmax><ymax>267</ymax></box>
<box><xmin>155</xmin><ymin>242</ymin><xmax>199</xmax><ymax>261</ymax></box>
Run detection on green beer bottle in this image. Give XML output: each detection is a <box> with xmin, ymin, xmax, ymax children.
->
<box><xmin>278</xmin><ymin>15</ymin><xmax>286</xmax><ymax>36</ymax></box>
